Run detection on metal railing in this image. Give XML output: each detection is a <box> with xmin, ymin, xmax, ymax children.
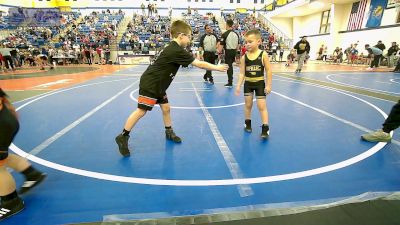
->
<box><xmin>257</xmin><ymin>12</ymin><xmax>293</xmax><ymax>49</ymax></box>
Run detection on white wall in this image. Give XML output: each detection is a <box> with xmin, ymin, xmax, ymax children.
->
<box><xmin>269</xmin><ymin>17</ymin><xmax>293</xmax><ymax>37</ymax></box>
<box><xmin>339</xmin><ymin>27</ymin><xmax>400</xmax><ymax>55</ymax></box>
<box><xmin>292</xmin><ymin>11</ymin><xmax>321</xmax><ymax>38</ymax></box>
<box><xmin>281</xmin><ymin>0</ymin><xmax>399</xmax><ymax>58</ymax></box>
<box><xmin>381</xmin><ymin>7</ymin><xmax>398</xmax><ymax>25</ymax></box>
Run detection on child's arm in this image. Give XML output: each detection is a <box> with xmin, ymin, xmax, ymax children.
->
<box><xmin>191</xmin><ymin>59</ymin><xmax>228</xmax><ymax>72</ymax></box>
<box><xmin>235</xmin><ymin>55</ymin><xmax>246</xmax><ymax>96</ymax></box>
<box><xmin>263</xmin><ymin>51</ymin><xmax>272</xmax><ymax>95</ymax></box>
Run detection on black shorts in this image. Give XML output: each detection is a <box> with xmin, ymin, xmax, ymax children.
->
<box><xmin>0</xmin><ymin>117</ymin><xmax>19</xmax><ymax>161</ymax></box>
<box><xmin>137</xmin><ymin>89</ymin><xmax>169</xmax><ymax>111</ymax></box>
<box><xmin>39</xmin><ymin>55</ymin><xmax>48</xmax><ymax>60</ymax></box>
<box><xmin>244</xmin><ymin>81</ymin><xmax>266</xmax><ymax>98</ymax></box>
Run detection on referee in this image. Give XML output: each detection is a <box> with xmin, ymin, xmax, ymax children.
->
<box><xmin>219</xmin><ymin>19</ymin><xmax>239</xmax><ymax>87</ymax></box>
<box><xmin>199</xmin><ymin>24</ymin><xmax>219</xmax><ymax>84</ymax></box>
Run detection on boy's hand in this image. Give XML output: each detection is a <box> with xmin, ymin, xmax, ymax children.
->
<box><xmin>265</xmin><ymin>85</ymin><xmax>272</xmax><ymax>95</ymax></box>
<box><xmin>235</xmin><ymin>86</ymin><xmax>241</xmax><ymax>96</ymax></box>
<box><xmin>216</xmin><ymin>64</ymin><xmax>228</xmax><ymax>72</ymax></box>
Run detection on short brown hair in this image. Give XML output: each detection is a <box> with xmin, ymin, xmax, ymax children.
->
<box><xmin>170</xmin><ymin>20</ymin><xmax>192</xmax><ymax>38</ymax></box>
<box><xmin>245</xmin><ymin>29</ymin><xmax>261</xmax><ymax>39</ymax></box>
<box><xmin>226</xmin><ymin>19</ymin><xmax>234</xmax><ymax>27</ymax></box>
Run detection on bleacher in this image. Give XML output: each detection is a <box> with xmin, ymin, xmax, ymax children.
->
<box><xmin>119</xmin><ymin>15</ymin><xmax>170</xmax><ymax>51</ymax></box>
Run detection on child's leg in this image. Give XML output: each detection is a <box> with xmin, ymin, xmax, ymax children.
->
<box><xmin>160</xmin><ymin>103</ymin><xmax>181</xmax><ymax>143</ymax></box>
<box><xmin>256</xmin><ymin>98</ymin><xmax>270</xmax><ymax>138</ymax></box>
<box><xmin>256</xmin><ymin>98</ymin><xmax>269</xmax><ymax>125</ymax></box>
<box><xmin>244</xmin><ymin>95</ymin><xmax>254</xmax><ymax>120</ymax></box>
<box><xmin>116</xmin><ymin>108</ymin><xmax>147</xmax><ymax>157</ymax></box>
<box><xmin>0</xmin><ymin>164</ymin><xmax>16</xmax><ymax>197</ymax></box>
<box><xmin>123</xmin><ymin>108</ymin><xmax>147</xmax><ymax>131</ymax></box>
<box><xmin>0</xmin><ymin>159</ymin><xmax>25</xmax><ymax>221</ymax></box>
<box><xmin>3</xmin><ymin>154</ymin><xmax>30</xmax><ymax>172</ymax></box>
<box><xmin>160</xmin><ymin>103</ymin><xmax>172</xmax><ymax>127</ymax></box>
<box><xmin>5</xmin><ymin>154</ymin><xmax>46</xmax><ymax>194</ymax></box>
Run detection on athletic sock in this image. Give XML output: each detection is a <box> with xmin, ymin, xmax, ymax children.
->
<box><xmin>0</xmin><ymin>191</ymin><xmax>18</xmax><ymax>203</ymax></box>
<box><xmin>21</xmin><ymin>166</ymin><xmax>41</xmax><ymax>180</ymax></box>
<box><xmin>122</xmin><ymin>129</ymin><xmax>130</xmax><ymax>136</ymax></box>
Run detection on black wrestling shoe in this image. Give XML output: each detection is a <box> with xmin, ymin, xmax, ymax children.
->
<box><xmin>19</xmin><ymin>173</ymin><xmax>47</xmax><ymax>195</ymax></box>
<box><xmin>166</xmin><ymin>129</ymin><xmax>182</xmax><ymax>143</ymax></box>
<box><xmin>261</xmin><ymin>125</ymin><xmax>269</xmax><ymax>139</ymax></box>
<box><xmin>0</xmin><ymin>197</ymin><xmax>24</xmax><ymax>221</ymax></box>
<box><xmin>224</xmin><ymin>83</ymin><xmax>233</xmax><ymax>88</ymax></box>
<box><xmin>244</xmin><ymin>120</ymin><xmax>252</xmax><ymax>133</ymax></box>
<box><xmin>115</xmin><ymin>134</ymin><xmax>130</xmax><ymax>157</ymax></box>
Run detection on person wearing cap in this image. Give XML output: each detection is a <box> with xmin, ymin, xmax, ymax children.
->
<box><xmin>0</xmin><ymin>88</ymin><xmax>46</xmax><ymax>221</ymax></box>
<box><xmin>293</xmin><ymin>36</ymin><xmax>310</xmax><ymax>73</ymax></box>
<box><xmin>387</xmin><ymin>42</ymin><xmax>399</xmax><ymax>68</ymax></box>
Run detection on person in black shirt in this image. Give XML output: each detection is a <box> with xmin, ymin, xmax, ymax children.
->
<box><xmin>219</xmin><ymin>19</ymin><xmax>239</xmax><ymax>87</ymax></box>
<box><xmin>234</xmin><ymin>30</ymin><xmax>272</xmax><ymax>139</ymax></box>
<box><xmin>387</xmin><ymin>42</ymin><xmax>399</xmax><ymax>68</ymax></box>
<box><xmin>199</xmin><ymin>24</ymin><xmax>219</xmax><ymax>84</ymax></box>
<box><xmin>293</xmin><ymin>36</ymin><xmax>310</xmax><ymax>73</ymax></box>
<box><xmin>374</xmin><ymin>40</ymin><xmax>386</xmax><ymax>66</ymax></box>
<box><xmin>0</xmin><ymin>88</ymin><xmax>46</xmax><ymax>221</ymax></box>
<box><xmin>115</xmin><ymin>20</ymin><xmax>228</xmax><ymax>157</ymax></box>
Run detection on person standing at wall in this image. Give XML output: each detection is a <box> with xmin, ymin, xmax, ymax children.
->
<box><xmin>219</xmin><ymin>19</ymin><xmax>239</xmax><ymax>87</ymax></box>
<box><xmin>387</xmin><ymin>42</ymin><xmax>399</xmax><ymax>68</ymax></box>
<box><xmin>374</xmin><ymin>40</ymin><xmax>386</xmax><ymax>65</ymax></box>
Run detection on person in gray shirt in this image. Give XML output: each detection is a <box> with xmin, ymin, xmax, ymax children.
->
<box><xmin>0</xmin><ymin>44</ymin><xmax>15</xmax><ymax>71</ymax></box>
<box><xmin>219</xmin><ymin>19</ymin><xmax>239</xmax><ymax>87</ymax></box>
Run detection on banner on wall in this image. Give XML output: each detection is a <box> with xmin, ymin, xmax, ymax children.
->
<box><xmin>276</xmin><ymin>0</ymin><xmax>288</xmax><ymax>6</ymax></box>
<box><xmin>265</xmin><ymin>4</ymin><xmax>274</xmax><ymax>11</ymax></box>
<box><xmin>8</xmin><ymin>8</ymin><xmax>61</xmax><ymax>27</ymax></box>
<box><xmin>366</xmin><ymin>0</ymin><xmax>389</xmax><ymax>28</ymax></box>
<box><xmin>347</xmin><ymin>0</ymin><xmax>368</xmax><ymax>31</ymax></box>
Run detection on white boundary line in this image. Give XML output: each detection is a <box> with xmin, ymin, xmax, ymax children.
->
<box><xmin>29</xmin><ymin>80</ymin><xmax>139</xmax><ymax>156</ymax></box>
<box><xmin>277</xmin><ymin>73</ymin><xmax>398</xmax><ymax>103</ymax></box>
<box><xmin>390</xmin><ymin>78</ymin><xmax>400</xmax><ymax>84</ymax></box>
<box><xmin>191</xmin><ymin>82</ymin><xmax>253</xmax><ymax>196</ymax></box>
<box><xmin>9</xmin><ymin>78</ymin><xmax>388</xmax><ymax>186</ymax></box>
<box><xmin>326</xmin><ymin>74</ymin><xmax>400</xmax><ymax>95</ymax></box>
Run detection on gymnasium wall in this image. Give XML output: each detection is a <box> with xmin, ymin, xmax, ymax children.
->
<box><xmin>268</xmin><ymin>17</ymin><xmax>293</xmax><ymax>38</ymax></box>
<box><xmin>289</xmin><ymin>1</ymin><xmax>399</xmax><ymax>58</ymax></box>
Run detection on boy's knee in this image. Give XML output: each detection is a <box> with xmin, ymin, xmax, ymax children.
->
<box><xmin>161</xmin><ymin>105</ymin><xmax>171</xmax><ymax>114</ymax></box>
<box><xmin>136</xmin><ymin>108</ymin><xmax>147</xmax><ymax>116</ymax></box>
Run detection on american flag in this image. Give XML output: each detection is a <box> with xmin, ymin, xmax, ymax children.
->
<box><xmin>347</xmin><ymin>0</ymin><xmax>368</xmax><ymax>31</ymax></box>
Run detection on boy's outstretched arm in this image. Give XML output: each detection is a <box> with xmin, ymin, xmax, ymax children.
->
<box><xmin>191</xmin><ymin>59</ymin><xmax>228</xmax><ymax>72</ymax></box>
<box><xmin>235</xmin><ymin>56</ymin><xmax>246</xmax><ymax>96</ymax></box>
<box><xmin>263</xmin><ymin>51</ymin><xmax>272</xmax><ymax>95</ymax></box>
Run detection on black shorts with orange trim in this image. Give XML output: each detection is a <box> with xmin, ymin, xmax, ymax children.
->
<box><xmin>138</xmin><ymin>89</ymin><xmax>169</xmax><ymax>111</ymax></box>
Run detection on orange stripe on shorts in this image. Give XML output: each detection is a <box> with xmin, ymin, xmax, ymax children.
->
<box><xmin>0</xmin><ymin>158</ymin><xmax>7</xmax><ymax>167</ymax></box>
<box><xmin>138</xmin><ymin>96</ymin><xmax>157</xmax><ymax>106</ymax></box>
